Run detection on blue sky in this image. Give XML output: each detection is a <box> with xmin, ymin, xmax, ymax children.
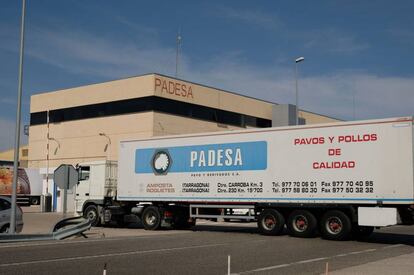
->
<box><xmin>1</xmin><ymin>0</ymin><xmax>413</xmax><ymax>151</ymax></box>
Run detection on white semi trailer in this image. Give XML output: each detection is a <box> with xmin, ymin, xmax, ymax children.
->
<box><xmin>75</xmin><ymin>117</ymin><xmax>414</xmax><ymax>240</ymax></box>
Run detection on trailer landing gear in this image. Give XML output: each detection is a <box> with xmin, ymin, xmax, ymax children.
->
<box><xmin>173</xmin><ymin>210</ymin><xmax>195</xmax><ymax>229</ymax></box>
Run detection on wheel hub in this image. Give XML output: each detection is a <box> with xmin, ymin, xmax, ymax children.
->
<box><xmin>146</xmin><ymin>214</ymin><xmax>156</xmax><ymax>225</ymax></box>
<box><xmin>293</xmin><ymin>215</ymin><xmax>308</xmax><ymax>232</ymax></box>
<box><xmin>263</xmin><ymin>215</ymin><xmax>276</xmax><ymax>230</ymax></box>
<box><xmin>88</xmin><ymin>211</ymin><xmax>96</xmax><ymax>220</ymax></box>
<box><xmin>327</xmin><ymin>217</ymin><xmax>342</xmax><ymax>234</ymax></box>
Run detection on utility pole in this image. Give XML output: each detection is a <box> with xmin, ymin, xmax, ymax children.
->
<box><xmin>10</xmin><ymin>0</ymin><xmax>26</xmax><ymax>234</ymax></box>
<box><xmin>175</xmin><ymin>29</ymin><xmax>182</xmax><ymax>78</ymax></box>
<box><xmin>352</xmin><ymin>92</ymin><xmax>356</xmax><ymax>120</ymax></box>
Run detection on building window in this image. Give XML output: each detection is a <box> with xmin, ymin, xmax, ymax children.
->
<box><xmin>30</xmin><ymin>96</ymin><xmax>271</xmax><ymax>128</ymax></box>
<box><xmin>29</xmin><ymin>111</ymin><xmax>47</xmax><ymax>125</ymax></box>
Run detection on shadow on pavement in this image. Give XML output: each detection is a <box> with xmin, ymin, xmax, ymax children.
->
<box><xmin>90</xmin><ymin>220</ymin><xmax>414</xmax><ymax>246</ymax></box>
<box><xmin>360</xmin><ymin>232</ymin><xmax>414</xmax><ymax>246</ymax></box>
<box><xmin>99</xmin><ymin>221</ymin><xmax>144</xmax><ymax>229</ymax></box>
<box><xmin>191</xmin><ymin>224</ymin><xmax>259</xmax><ymax>235</ymax></box>
<box><xmin>183</xmin><ymin>224</ymin><xmax>414</xmax><ymax>246</ymax></box>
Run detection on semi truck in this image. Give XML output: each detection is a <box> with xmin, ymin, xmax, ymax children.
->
<box><xmin>0</xmin><ymin>167</ymin><xmax>42</xmax><ymax>205</ymax></box>
<box><xmin>75</xmin><ymin>117</ymin><xmax>414</xmax><ymax>240</ymax></box>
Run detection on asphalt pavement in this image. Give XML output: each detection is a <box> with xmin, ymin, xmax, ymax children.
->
<box><xmin>0</xmin><ymin>208</ymin><xmax>413</xmax><ymax>275</ymax></box>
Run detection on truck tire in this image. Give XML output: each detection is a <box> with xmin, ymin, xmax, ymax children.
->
<box><xmin>287</xmin><ymin>210</ymin><xmax>318</xmax><ymax>238</ymax></box>
<box><xmin>258</xmin><ymin>209</ymin><xmax>285</xmax><ymax>236</ymax></box>
<box><xmin>84</xmin><ymin>205</ymin><xmax>101</xmax><ymax>227</ymax></box>
<box><xmin>142</xmin><ymin>206</ymin><xmax>161</xmax><ymax>230</ymax></box>
<box><xmin>320</xmin><ymin>210</ymin><xmax>352</xmax><ymax>241</ymax></box>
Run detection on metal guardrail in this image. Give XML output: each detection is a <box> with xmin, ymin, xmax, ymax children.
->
<box><xmin>0</xmin><ymin>216</ymin><xmax>92</xmax><ymax>243</ymax></box>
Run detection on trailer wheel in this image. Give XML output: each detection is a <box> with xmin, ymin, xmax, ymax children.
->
<box><xmin>142</xmin><ymin>206</ymin><xmax>161</xmax><ymax>230</ymax></box>
<box><xmin>258</xmin><ymin>209</ymin><xmax>285</xmax><ymax>236</ymax></box>
<box><xmin>287</xmin><ymin>210</ymin><xmax>318</xmax><ymax>238</ymax></box>
<box><xmin>320</xmin><ymin>210</ymin><xmax>351</xmax><ymax>241</ymax></box>
<box><xmin>353</xmin><ymin>226</ymin><xmax>374</xmax><ymax>240</ymax></box>
<box><xmin>84</xmin><ymin>205</ymin><xmax>101</xmax><ymax>227</ymax></box>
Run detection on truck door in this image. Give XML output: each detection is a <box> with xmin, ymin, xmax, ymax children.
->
<box><xmin>75</xmin><ymin>166</ymin><xmax>90</xmax><ymax>213</ymax></box>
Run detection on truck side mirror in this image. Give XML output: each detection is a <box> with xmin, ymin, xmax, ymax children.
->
<box><xmin>76</xmin><ymin>166</ymin><xmax>81</xmax><ymax>181</ymax></box>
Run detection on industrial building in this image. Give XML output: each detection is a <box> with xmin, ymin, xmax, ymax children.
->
<box><xmin>27</xmin><ymin>73</ymin><xmax>338</xmax><ymax>211</ymax></box>
<box><xmin>0</xmin><ymin>145</ymin><xmax>29</xmax><ymax>167</ymax></box>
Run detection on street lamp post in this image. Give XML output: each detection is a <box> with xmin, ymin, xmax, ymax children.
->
<box><xmin>175</xmin><ymin>29</ymin><xmax>182</xmax><ymax>78</ymax></box>
<box><xmin>99</xmin><ymin>133</ymin><xmax>111</xmax><ymax>161</ymax></box>
<box><xmin>352</xmin><ymin>91</ymin><xmax>356</xmax><ymax>120</ymax></box>
<box><xmin>295</xmin><ymin>56</ymin><xmax>305</xmax><ymax>125</ymax></box>
<box><xmin>99</xmin><ymin>133</ymin><xmax>112</xmax><ymax>180</ymax></box>
<box><xmin>49</xmin><ymin>137</ymin><xmax>61</xmax><ymax>155</ymax></box>
<box><xmin>10</xmin><ymin>0</ymin><xmax>26</xmax><ymax>234</ymax></box>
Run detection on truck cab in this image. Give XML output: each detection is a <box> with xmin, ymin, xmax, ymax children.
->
<box><xmin>75</xmin><ymin>161</ymin><xmax>117</xmax><ymax>225</ymax></box>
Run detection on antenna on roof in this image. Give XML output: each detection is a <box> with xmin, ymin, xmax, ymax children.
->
<box><xmin>175</xmin><ymin>28</ymin><xmax>182</xmax><ymax>78</ymax></box>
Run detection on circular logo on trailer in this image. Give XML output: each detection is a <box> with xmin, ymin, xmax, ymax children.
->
<box><xmin>151</xmin><ymin>150</ymin><xmax>172</xmax><ymax>175</ymax></box>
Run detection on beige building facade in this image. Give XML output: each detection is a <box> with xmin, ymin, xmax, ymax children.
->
<box><xmin>29</xmin><ymin>73</ymin><xmax>338</xmax><ymax>169</ymax></box>
<box><xmin>0</xmin><ymin>145</ymin><xmax>29</xmax><ymax>167</ymax></box>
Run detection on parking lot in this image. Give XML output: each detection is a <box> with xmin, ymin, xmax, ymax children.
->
<box><xmin>0</xmin><ymin>206</ymin><xmax>412</xmax><ymax>274</ymax></box>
